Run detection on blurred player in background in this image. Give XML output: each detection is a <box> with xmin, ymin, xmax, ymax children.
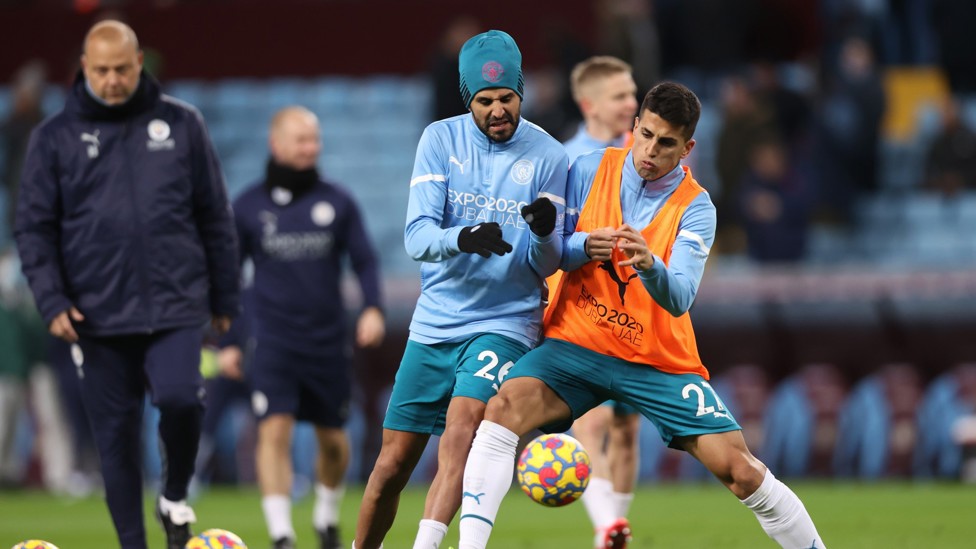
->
<box><xmin>353</xmin><ymin>30</ymin><xmax>568</xmax><ymax>549</ymax></box>
<box><xmin>458</xmin><ymin>82</ymin><xmax>826</xmax><ymax>549</ymax></box>
<box><xmin>563</xmin><ymin>56</ymin><xmax>638</xmax><ymax>162</ymax></box>
<box><xmin>230</xmin><ymin>106</ymin><xmax>385</xmax><ymax>549</ymax></box>
<box><xmin>14</xmin><ymin>20</ymin><xmax>239</xmax><ymax>549</ymax></box>
<box><xmin>562</xmin><ymin>55</ymin><xmax>642</xmax><ymax>548</ymax></box>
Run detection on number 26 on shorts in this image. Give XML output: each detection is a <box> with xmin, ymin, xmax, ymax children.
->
<box><xmin>473</xmin><ymin>350</ymin><xmax>514</xmax><ymax>392</ymax></box>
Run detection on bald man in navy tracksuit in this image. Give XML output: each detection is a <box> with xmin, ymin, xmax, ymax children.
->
<box><xmin>230</xmin><ymin>106</ymin><xmax>384</xmax><ymax>549</ymax></box>
<box><xmin>14</xmin><ymin>21</ymin><xmax>239</xmax><ymax>549</ymax></box>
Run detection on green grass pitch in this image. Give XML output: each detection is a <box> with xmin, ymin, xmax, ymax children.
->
<box><xmin>1</xmin><ymin>482</ymin><xmax>973</xmax><ymax>548</ymax></box>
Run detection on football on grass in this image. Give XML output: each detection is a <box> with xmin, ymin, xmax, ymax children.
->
<box><xmin>185</xmin><ymin>529</ymin><xmax>248</xmax><ymax>549</ymax></box>
<box><xmin>517</xmin><ymin>433</ymin><xmax>590</xmax><ymax>507</ymax></box>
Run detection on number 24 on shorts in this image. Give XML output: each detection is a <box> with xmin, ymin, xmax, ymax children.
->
<box><xmin>473</xmin><ymin>350</ymin><xmax>514</xmax><ymax>392</ymax></box>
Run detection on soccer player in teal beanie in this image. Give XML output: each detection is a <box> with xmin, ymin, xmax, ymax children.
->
<box><xmin>353</xmin><ymin>30</ymin><xmax>569</xmax><ymax>549</ymax></box>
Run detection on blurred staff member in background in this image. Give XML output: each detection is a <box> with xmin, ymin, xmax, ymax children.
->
<box><xmin>230</xmin><ymin>106</ymin><xmax>385</xmax><ymax>549</ymax></box>
<box><xmin>14</xmin><ymin>20</ymin><xmax>239</xmax><ymax>549</ymax></box>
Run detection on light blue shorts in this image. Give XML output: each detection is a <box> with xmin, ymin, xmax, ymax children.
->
<box><xmin>383</xmin><ymin>333</ymin><xmax>530</xmax><ymax>436</ymax></box>
<box><xmin>507</xmin><ymin>338</ymin><xmax>740</xmax><ymax>448</ymax></box>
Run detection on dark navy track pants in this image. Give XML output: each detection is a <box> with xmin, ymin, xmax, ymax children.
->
<box><xmin>74</xmin><ymin>326</ymin><xmax>204</xmax><ymax>549</ymax></box>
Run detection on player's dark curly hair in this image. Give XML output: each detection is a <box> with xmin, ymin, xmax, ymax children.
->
<box><xmin>639</xmin><ymin>82</ymin><xmax>701</xmax><ymax>141</ymax></box>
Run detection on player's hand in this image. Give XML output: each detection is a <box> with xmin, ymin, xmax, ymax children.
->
<box><xmin>613</xmin><ymin>224</ymin><xmax>654</xmax><ymax>271</ymax></box>
<box><xmin>457</xmin><ymin>222</ymin><xmax>513</xmax><ymax>258</ymax></box>
<box><xmin>520</xmin><ymin>197</ymin><xmax>556</xmax><ymax>236</ymax></box>
<box><xmin>357</xmin><ymin>306</ymin><xmax>386</xmax><ymax>348</ymax></box>
<box><xmin>584</xmin><ymin>227</ymin><xmax>616</xmax><ymax>262</ymax></box>
<box><xmin>217</xmin><ymin>345</ymin><xmax>244</xmax><ymax>380</ymax></box>
<box><xmin>49</xmin><ymin>306</ymin><xmax>84</xmax><ymax>343</ymax></box>
<box><xmin>211</xmin><ymin>315</ymin><xmax>232</xmax><ymax>335</ymax></box>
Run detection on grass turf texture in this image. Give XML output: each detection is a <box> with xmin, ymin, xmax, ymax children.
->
<box><xmin>1</xmin><ymin>482</ymin><xmax>973</xmax><ymax>548</ymax></box>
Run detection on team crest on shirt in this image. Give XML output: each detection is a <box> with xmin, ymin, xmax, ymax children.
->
<box><xmin>146</xmin><ymin>119</ymin><xmax>175</xmax><ymax>151</ymax></box>
<box><xmin>311</xmin><ymin>201</ymin><xmax>335</xmax><ymax>226</ymax></box>
<box><xmin>510</xmin><ymin>159</ymin><xmax>534</xmax><ymax>185</ymax></box>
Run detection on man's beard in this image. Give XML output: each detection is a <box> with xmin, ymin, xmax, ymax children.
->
<box><xmin>478</xmin><ymin>113</ymin><xmax>518</xmax><ymax>142</ymax></box>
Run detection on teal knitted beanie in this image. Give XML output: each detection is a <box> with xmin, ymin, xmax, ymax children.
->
<box><xmin>458</xmin><ymin>30</ymin><xmax>524</xmax><ymax>107</ymax></box>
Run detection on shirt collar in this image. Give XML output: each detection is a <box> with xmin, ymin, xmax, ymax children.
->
<box><xmin>622</xmin><ymin>151</ymin><xmax>685</xmax><ymax>195</ymax></box>
<box><xmin>465</xmin><ymin>113</ymin><xmax>528</xmax><ymax>151</ymax></box>
<box><xmin>84</xmin><ymin>78</ymin><xmax>140</xmax><ymax>107</ymax></box>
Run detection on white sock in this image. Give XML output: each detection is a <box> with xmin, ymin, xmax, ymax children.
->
<box><xmin>314</xmin><ymin>483</ymin><xmax>345</xmax><ymax>531</ymax></box>
<box><xmin>611</xmin><ymin>490</ymin><xmax>634</xmax><ymax>519</ymax></box>
<box><xmin>458</xmin><ymin>421</ymin><xmax>519</xmax><ymax>549</ymax></box>
<box><xmin>413</xmin><ymin>519</ymin><xmax>448</xmax><ymax>549</ymax></box>
<box><xmin>262</xmin><ymin>494</ymin><xmax>295</xmax><ymax>541</ymax></box>
<box><xmin>742</xmin><ymin>470</ymin><xmax>826</xmax><ymax>549</ymax></box>
<box><xmin>581</xmin><ymin>476</ymin><xmax>616</xmax><ymax>529</ymax></box>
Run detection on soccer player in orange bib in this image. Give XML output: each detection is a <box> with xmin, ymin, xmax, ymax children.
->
<box><xmin>457</xmin><ymin>82</ymin><xmax>826</xmax><ymax>549</ymax></box>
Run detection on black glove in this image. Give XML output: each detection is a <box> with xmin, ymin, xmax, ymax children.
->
<box><xmin>520</xmin><ymin>197</ymin><xmax>556</xmax><ymax>236</ymax></box>
<box><xmin>458</xmin><ymin>222</ymin><xmax>513</xmax><ymax>258</ymax></box>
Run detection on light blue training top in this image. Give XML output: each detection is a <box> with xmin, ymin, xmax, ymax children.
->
<box><xmin>405</xmin><ymin>113</ymin><xmax>569</xmax><ymax>348</ymax></box>
<box><xmin>563</xmin><ymin>122</ymin><xmax>631</xmax><ymax>166</ymax></box>
<box><xmin>561</xmin><ymin>148</ymin><xmax>715</xmax><ymax>317</ymax></box>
